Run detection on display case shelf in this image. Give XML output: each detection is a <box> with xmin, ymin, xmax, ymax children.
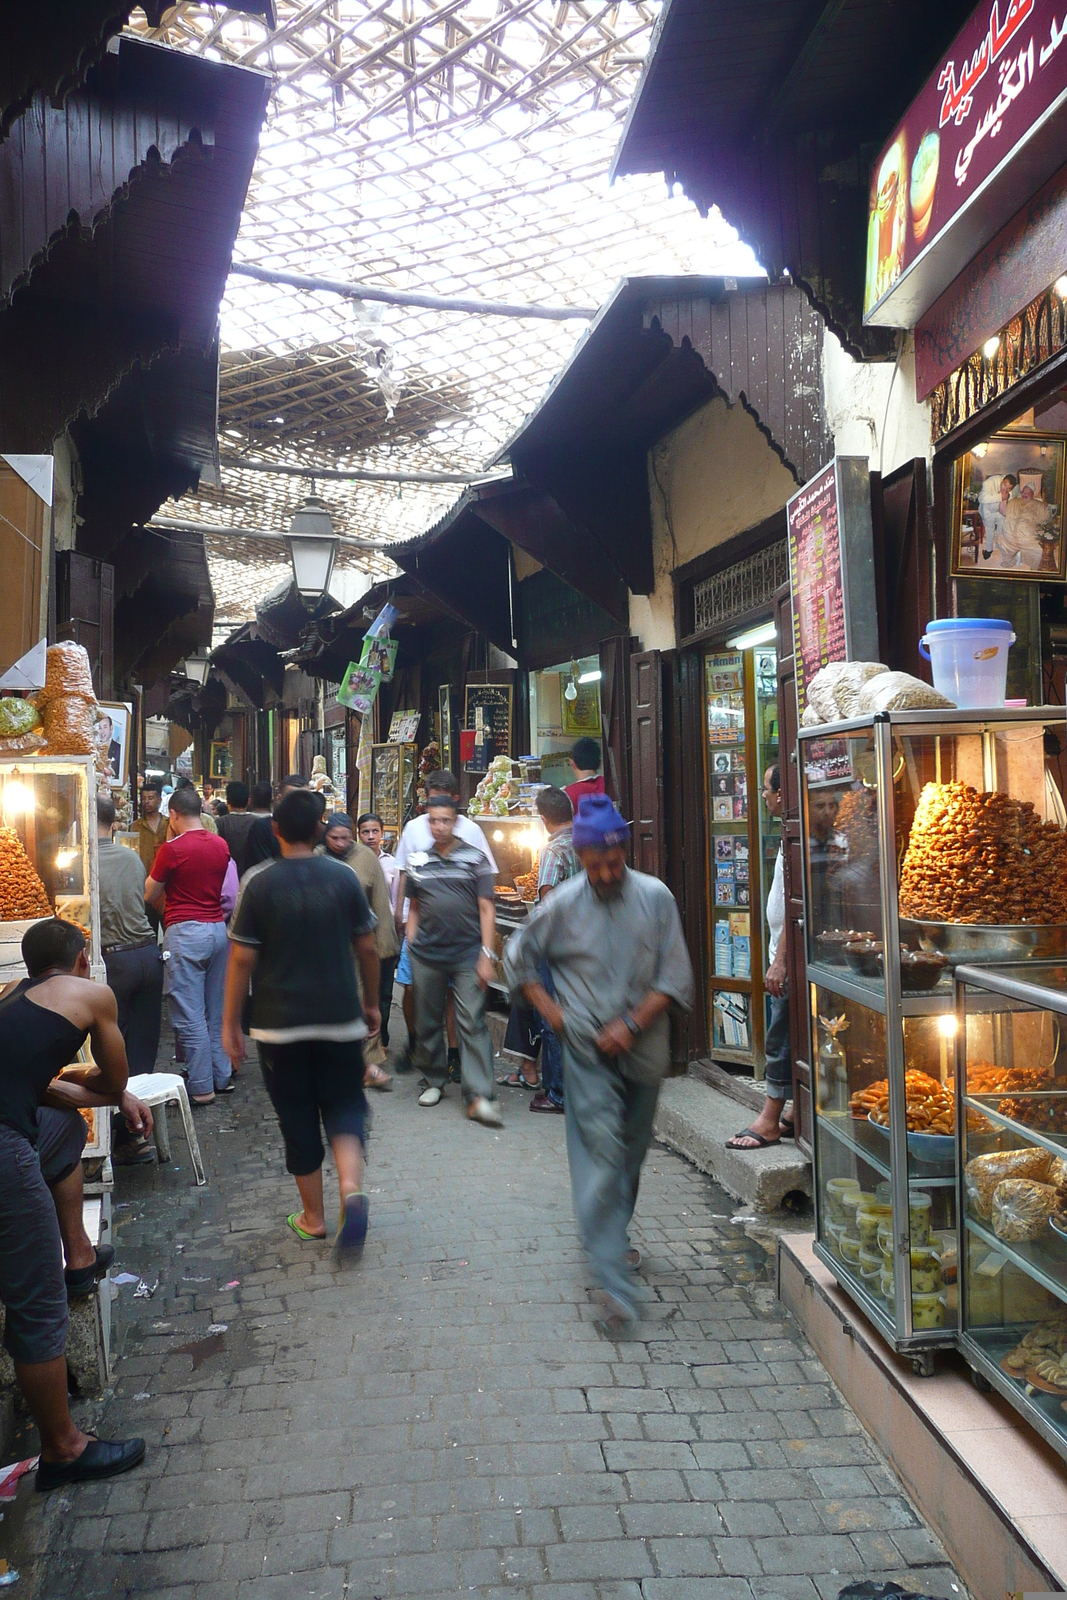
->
<box><xmin>802</xmin><ymin>709</ymin><xmax>1067</xmax><ymax>1358</ymax></box>
<box><xmin>964</xmin><ymin>1215</ymin><xmax>1067</xmax><ymax>1310</ymax></box>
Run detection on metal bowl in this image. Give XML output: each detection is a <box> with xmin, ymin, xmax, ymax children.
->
<box><xmin>867</xmin><ymin>1114</ymin><xmax>955</xmax><ymax>1166</ymax></box>
<box><xmin>899</xmin><ymin>919</ymin><xmax>1067</xmax><ymax>966</ymax></box>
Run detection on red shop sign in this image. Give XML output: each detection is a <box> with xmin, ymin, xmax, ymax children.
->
<box><xmin>864</xmin><ymin>0</ymin><xmax>1067</xmax><ymax>329</ymax></box>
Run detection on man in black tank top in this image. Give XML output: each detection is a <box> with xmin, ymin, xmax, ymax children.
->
<box><xmin>0</xmin><ymin>919</ymin><xmax>152</xmax><ymax>1490</ymax></box>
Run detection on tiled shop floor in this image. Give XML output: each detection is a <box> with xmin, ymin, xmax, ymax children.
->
<box><xmin>6</xmin><ymin>1030</ymin><xmax>967</xmax><ymax>1600</ymax></box>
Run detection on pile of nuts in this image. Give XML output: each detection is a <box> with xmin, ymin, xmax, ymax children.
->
<box><xmin>0</xmin><ymin>826</ymin><xmax>51</xmax><ymax>918</ymax></box>
<box><xmin>898</xmin><ymin>781</ymin><xmax>1067</xmax><ymax>924</ymax></box>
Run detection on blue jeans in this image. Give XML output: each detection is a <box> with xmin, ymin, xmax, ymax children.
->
<box><xmin>764</xmin><ymin>985</ymin><xmax>791</xmax><ymax>1098</ymax></box>
<box><xmin>165</xmin><ymin>921</ymin><xmax>231</xmax><ymax>1097</ymax></box>
<box><xmin>539</xmin><ymin>963</ymin><xmax>563</xmax><ymax>1107</ymax></box>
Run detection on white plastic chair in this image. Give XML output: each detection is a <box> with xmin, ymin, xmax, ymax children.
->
<box><xmin>125</xmin><ymin>1072</ymin><xmax>207</xmax><ymax>1186</ymax></box>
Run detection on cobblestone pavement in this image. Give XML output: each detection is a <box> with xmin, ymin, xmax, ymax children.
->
<box><xmin>9</xmin><ymin>1029</ymin><xmax>967</xmax><ymax>1600</ymax></box>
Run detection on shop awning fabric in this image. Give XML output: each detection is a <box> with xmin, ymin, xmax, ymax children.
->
<box><xmin>611</xmin><ymin>0</ymin><xmax>977</xmax><ymax>356</ymax></box>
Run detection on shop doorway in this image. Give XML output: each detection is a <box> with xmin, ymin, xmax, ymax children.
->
<box><xmin>528</xmin><ymin>655</ymin><xmax>604</xmax><ymax>789</ymax></box>
<box><xmin>703</xmin><ymin>635</ymin><xmax>780</xmax><ymax>1077</ymax></box>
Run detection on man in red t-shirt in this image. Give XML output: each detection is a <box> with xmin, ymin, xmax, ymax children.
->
<box><xmin>564</xmin><ymin>737</ymin><xmax>606</xmax><ymax>814</ymax></box>
<box><xmin>146</xmin><ymin>786</ymin><xmax>234</xmax><ymax>1103</ymax></box>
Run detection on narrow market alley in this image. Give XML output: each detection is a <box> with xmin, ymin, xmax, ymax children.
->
<box><xmin>8</xmin><ymin>1035</ymin><xmax>964</xmax><ymax>1600</ymax></box>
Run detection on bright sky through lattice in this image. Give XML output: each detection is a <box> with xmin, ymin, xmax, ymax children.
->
<box><xmin>130</xmin><ymin>2</ymin><xmax>760</xmax><ymax>619</ymax></box>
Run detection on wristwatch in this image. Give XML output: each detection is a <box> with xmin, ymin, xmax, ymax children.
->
<box><xmin>623</xmin><ymin>1013</ymin><xmax>641</xmax><ymax>1037</ymax></box>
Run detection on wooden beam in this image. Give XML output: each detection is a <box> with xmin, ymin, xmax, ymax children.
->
<box><xmin>229</xmin><ymin>262</ymin><xmax>597</xmax><ymax>321</ymax></box>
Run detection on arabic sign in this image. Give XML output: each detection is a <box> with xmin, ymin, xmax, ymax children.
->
<box><xmin>864</xmin><ymin>0</ymin><xmax>1067</xmax><ymax>329</ymax></box>
<box><xmin>787</xmin><ymin>457</ymin><xmax>881</xmax><ymax>724</ymax></box>
<box><xmin>787</xmin><ymin>463</ymin><xmax>846</xmax><ymax>720</ymax></box>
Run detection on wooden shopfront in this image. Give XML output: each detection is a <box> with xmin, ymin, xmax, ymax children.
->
<box><xmin>672</xmin><ymin>512</ymin><xmax>791</xmax><ymax>1082</ymax></box>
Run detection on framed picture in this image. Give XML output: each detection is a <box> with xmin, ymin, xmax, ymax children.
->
<box><xmin>95</xmin><ymin>701</ymin><xmax>131</xmax><ymax>787</ymax></box>
<box><xmin>952</xmin><ymin>432</ymin><xmax>1067</xmax><ymax>579</ymax></box>
<box><xmin>560</xmin><ymin>679</ymin><xmax>602</xmax><ymax>739</ymax></box>
<box><xmin>209</xmin><ymin>740</ymin><xmax>232</xmax><ymax>781</ymax></box>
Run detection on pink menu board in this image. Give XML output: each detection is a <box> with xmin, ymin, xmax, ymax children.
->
<box><xmin>787</xmin><ymin>462</ymin><xmax>845</xmax><ymax>719</ymax></box>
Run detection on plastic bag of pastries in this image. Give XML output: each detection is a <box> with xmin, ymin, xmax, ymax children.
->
<box><xmin>37</xmin><ymin>642</ymin><xmax>95</xmax><ymax>705</ymax></box>
<box><xmin>992</xmin><ymin>1178</ymin><xmax>1058</xmax><ymax>1242</ymax></box>
<box><xmin>965</xmin><ymin>1146</ymin><xmax>1052</xmax><ymax>1220</ymax></box>
<box><xmin>854</xmin><ymin>670</ymin><xmax>955</xmax><ymax>713</ymax></box>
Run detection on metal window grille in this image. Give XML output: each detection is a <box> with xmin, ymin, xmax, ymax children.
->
<box><xmin>692</xmin><ymin>541</ymin><xmax>789</xmax><ymax>635</ymax></box>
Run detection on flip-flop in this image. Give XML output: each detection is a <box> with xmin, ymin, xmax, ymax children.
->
<box><xmin>725</xmin><ymin>1127</ymin><xmax>781</xmax><ymax>1150</ymax></box>
<box><xmin>334</xmin><ymin>1192</ymin><xmax>369</xmax><ymax>1260</ymax></box>
<box><xmin>287</xmin><ymin>1214</ymin><xmax>326</xmax><ymax>1241</ymax></box>
<box><xmin>779</xmin><ymin>1118</ymin><xmax>795</xmax><ymax>1140</ymax></box>
<box><xmin>496</xmin><ymin>1071</ymin><xmax>538</xmax><ymax>1089</ymax></box>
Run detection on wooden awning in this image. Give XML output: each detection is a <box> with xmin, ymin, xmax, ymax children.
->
<box><xmin>611</xmin><ymin>0</ymin><xmax>977</xmax><ymax>356</ymax></box>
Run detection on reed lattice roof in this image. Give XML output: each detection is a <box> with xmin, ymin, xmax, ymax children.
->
<box><xmin>130</xmin><ymin>1</ymin><xmax>754</xmax><ymax>614</ymax></box>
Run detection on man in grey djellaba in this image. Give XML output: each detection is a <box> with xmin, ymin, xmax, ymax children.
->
<box><xmin>504</xmin><ymin>794</ymin><xmax>693</xmax><ymax>1333</ymax></box>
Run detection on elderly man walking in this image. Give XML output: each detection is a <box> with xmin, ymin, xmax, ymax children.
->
<box><xmin>504</xmin><ymin>794</ymin><xmax>693</xmax><ymax>1332</ymax></box>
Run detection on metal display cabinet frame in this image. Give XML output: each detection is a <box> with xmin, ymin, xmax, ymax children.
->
<box><xmin>0</xmin><ymin>754</ymin><xmax>102</xmax><ymax>983</ymax></box>
<box><xmin>954</xmin><ymin>961</ymin><xmax>1067</xmax><ymax>1463</ymax></box>
<box><xmin>799</xmin><ymin>706</ymin><xmax>1067</xmax><ymax>1370</ymax></box>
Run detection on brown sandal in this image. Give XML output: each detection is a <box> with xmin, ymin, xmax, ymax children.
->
<box><xmin>364</xmin><ymin>1063</ymin><xmax>393</xmax><ymax>1091</ymax></box>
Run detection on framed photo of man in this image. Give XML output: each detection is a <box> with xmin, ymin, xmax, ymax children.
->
<box><xmin>95</xmin><ymin>701</ymin><xmax>131</xmax><ymax>787</ymax></box>
<box><xmin>952</xmin><ymin>433</ymin><xmax>1067</xmax><ymax>580</ymax></box>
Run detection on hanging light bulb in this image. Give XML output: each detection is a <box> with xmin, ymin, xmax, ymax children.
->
<box><xmin>564</xmin><ymin>659</ymin><xmax>580</xmax><ymax>701</ymax></box>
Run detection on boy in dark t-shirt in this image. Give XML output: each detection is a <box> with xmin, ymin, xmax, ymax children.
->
<box><xmin>223</xmin><ymin>789</ymin><xmax>380</xmax><ymax>1256</ymax></box>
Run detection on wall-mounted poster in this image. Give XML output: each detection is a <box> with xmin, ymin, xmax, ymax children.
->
<box><xmin>952</xmin><ymin>432</ymin><xmax>1067</xmax><ymax>579</ymax></box>
<box><xmin>96</xmin><ymin>702</ymin><xmax>131</xmax><ymax>787</ymax></box>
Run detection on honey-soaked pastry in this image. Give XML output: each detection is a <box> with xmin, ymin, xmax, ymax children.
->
<box><xmin>0</xmin><ymin>826</ymin><xmax>51</xmax><ymax>918</ymax></box>
<box><xmin>899</xmin><ymin>781</ymin><xmax>1067</xmax><ymax>925</ymax></box>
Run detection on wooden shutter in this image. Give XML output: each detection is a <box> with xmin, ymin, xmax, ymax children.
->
<box><xmin>0</xmin><ymin>464</ymin><xmax>46</xmax><ymax>676</ymax></box>
<box><xmin>877</xmin><ymin>459</ymin><xmax>931</xmax><ymax>681</ymax></box>
<box><xmin>775</xmin><ymin>580</ymin><xmax>813</xmax><ymax>1156</ymax></box>
<box><xmin>55</xmin><ymin>551</ymin><xmax>114</xmax><ymax>699</ymax></box>
<box><xmin>630</xmin><ymin>649</ymin><xmax>664</xmax><ymax>878</ymax></box>
<box><xmin>598</xmin><ymin>632</ymin><xmax>632</xmax><ymax>819</ymax></box>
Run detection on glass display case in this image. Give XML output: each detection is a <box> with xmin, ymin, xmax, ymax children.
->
<box><xmin>0</xmin><ymin>755</ymin><xmax>101</xmax><ymax>981</ymax></box>
<box><xmin>800</xmin><ymin>708</ymin><xmax>1067</xmax><ymax>1367</ymax></box>
<box><xmin>369</xmin><ymin>742</ymin><xmax>418</xmax><ymax>839</ymax></box>
<box><xmin>954</xmin><ymin>961</ymin><xmax>1067</xmax><ymax>1461</ymax></box>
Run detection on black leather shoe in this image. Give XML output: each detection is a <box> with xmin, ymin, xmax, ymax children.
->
<box><xmin>36</xmin><ymin>1436</ymin><xmax>145</xmax><ymax>1491</ymax></box>
<box><xmin>64</xmin><ymin>1243</ymin><xmax>116</xmax><ymax>1297</ymax></box>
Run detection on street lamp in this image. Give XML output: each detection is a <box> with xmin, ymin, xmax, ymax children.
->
<box><xmin>182</xmin><ymin>654</ymin><xmax>210</xmax><ymax>685</ymax></box>
<box><xmin>285</xmin><ymin>495</ymin><xmax>339</xmax><ymax>601</ymax></box>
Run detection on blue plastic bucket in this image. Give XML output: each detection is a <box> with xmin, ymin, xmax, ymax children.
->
<box><xmin>918</xmin><ymin>618</ymin><xmax>1015</xmax><ymax>708</ymax></box>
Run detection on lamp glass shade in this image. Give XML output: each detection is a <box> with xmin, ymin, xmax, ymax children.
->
<box><xmin>183</xmin><ymin>656</ymin><xmax>210</xmax><ymax>685</ymax></box>
<box><xmin>286</xmin><ymin>496</ymin><xmax>339</xmax><ymax>598</ymax></box>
